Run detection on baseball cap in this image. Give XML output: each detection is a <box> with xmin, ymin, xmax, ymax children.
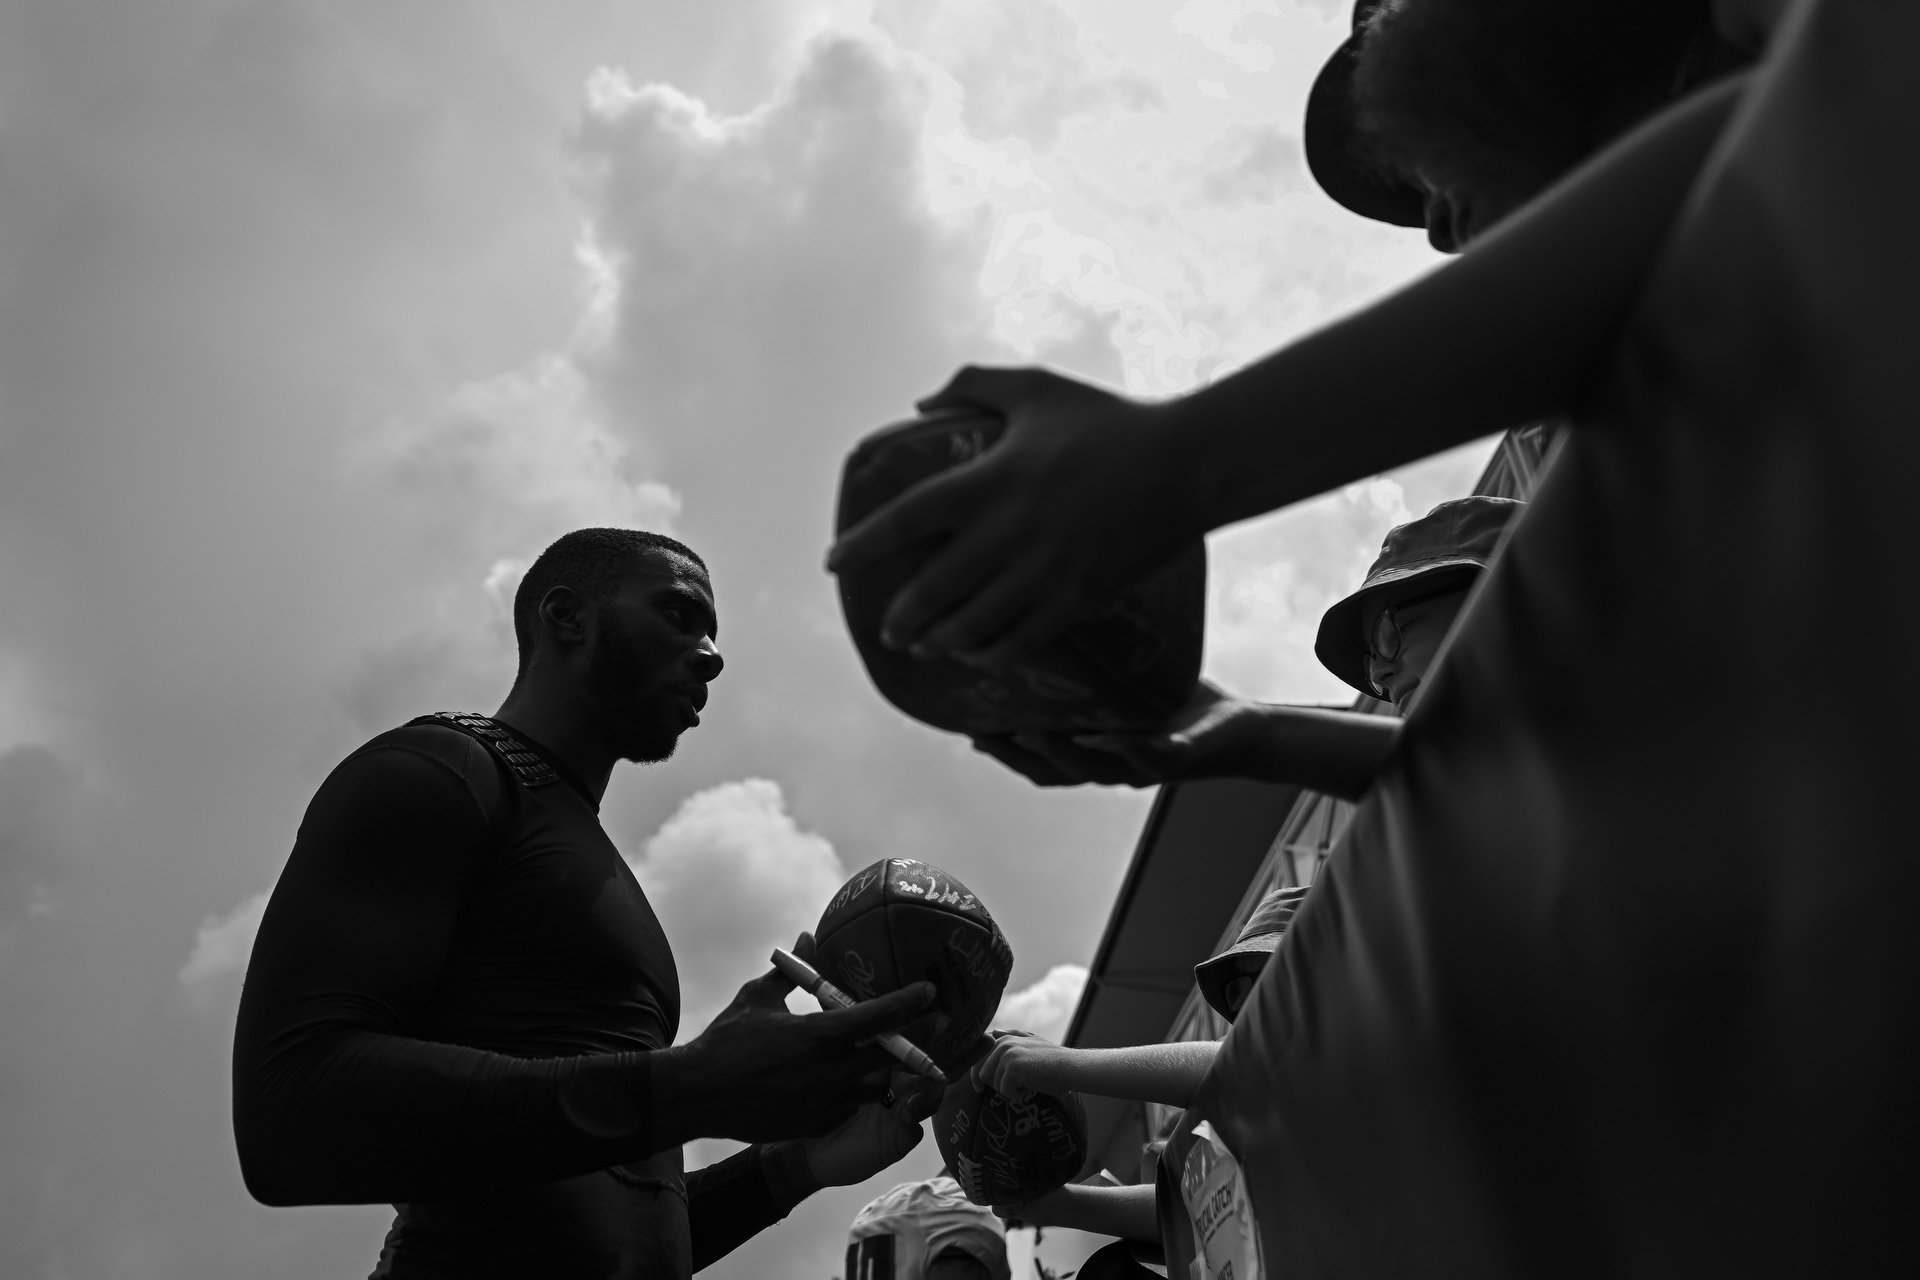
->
<box><xmin>1304</xmin><ymin>0</ymin><xmax>1428</xmax><ymax>228</ymax></box>
<box><xmin>847</xmin><ymin>1176</ymin><xmax>1011</xmax><ymax>1280</ymax></box>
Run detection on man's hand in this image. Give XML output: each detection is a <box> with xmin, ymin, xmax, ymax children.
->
<box><xmin>970</xmin><ymin>1033</ymin><xmax>1080</xmax><ymax>1102</ymax></box>
<box><xmin>655</xmin><ymin>959</ymin><xmax>936</xmax><ymax>1148</ymax></box>
<box><xmin>826</xmin><ymin>366</ymin><xmax>1194</xmax><ymax>667</ymax></box>
<box><xmin>800</xmin><ymin>1071</ymin><xmax>944</xmax><ymax>1188</ymax></box>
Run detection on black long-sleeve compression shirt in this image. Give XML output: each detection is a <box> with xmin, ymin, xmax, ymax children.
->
<box><xmin>232</xmin><ymin>717</ymin><xmax>810</xmax><ymax>1278</ymax></box>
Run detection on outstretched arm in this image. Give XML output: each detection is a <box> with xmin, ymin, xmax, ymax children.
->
<box><xmin>973</xmin><ymin>682</ymin><xmax>1398</xmax><ymax>799</ymax></box>
<box><xmin>828</xmin><ymin>74</ymin><xmax>1749</xmax><ymax>664</ymax></box>
<box><xmin>974</xmin><ymin>1037</ymin><xmax>1220</xmax><ymax>1110</ymax></box>
<box><xmin>1169</xmin><ymin>73</ymin><xmax>1748</xmax><ymax>535</ymax></box>
<box><xmin>999</xmin><ymin>1183</ymin><xmax>1160</xmax><ymax>1243</ymax></box>
<box><xmin>233</xmin><ymin>746</ymin><xmax>930</xmax><ymax>1207</ymax></box>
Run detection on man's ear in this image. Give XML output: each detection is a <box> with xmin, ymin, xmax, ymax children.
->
<box><xmin>537</xmin><ymin>585</ymin><xmax>590</xmax><ymax>649</ymax></box>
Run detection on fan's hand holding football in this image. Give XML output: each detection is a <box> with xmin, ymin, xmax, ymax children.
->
<box><xmin>972</xmin><ymin>682</ymin><xmax>1266</xmax><ymax>787</ymax></box>
<box><xmin>801</xmin><ymin>1071</ymin><xmax>943</xmax><ymax>1188</ymax></box>
<box><xmin>970</xmin><ymin>732</ymin><xmax>1158</xmax><ymax>788</ymax></box>
<box><xmin>658</xmin><ymin>965</ymin><xmax>935</xmax><ymax>1146</ymax></box>
<box><xmin>1074</xmin><ymin>682</ymin><xmax>1274</xmax><ymax>779</ymax></box>
<box><xmin>826</xmin><ymin>365</ymin><xmax>1194</xmax><ymax>667</ymax></box>
<box><xmin>971</xmin><ymin>1034</ymin><xmax>1080</xmax><ymax>1101</ymax></box>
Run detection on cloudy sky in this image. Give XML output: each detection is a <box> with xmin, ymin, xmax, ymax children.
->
<box><xmin>0</xmin><ymin>1</ymin><xmax>1492</xmax><ymax>1276</ymax></box>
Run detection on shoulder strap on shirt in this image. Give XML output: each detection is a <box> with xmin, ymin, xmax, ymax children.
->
<box><xmin>408</xmin><ymin>712</ymin><xmax>560</xmax><ymax>789</ymax></box>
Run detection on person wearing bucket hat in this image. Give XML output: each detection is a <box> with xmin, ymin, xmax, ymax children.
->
<box><xmin>968</xmin><ymin>496</ymin><xmax>1522</xmax><ymax>794</ymax></box>
<box><xmin>965</xmin><ymin>887</ymin><xmax>1311</xmax><ymax>1276</ymax></box>
<box><xmin>1315</xmin><ymin>494</ymin><xmax>1521</xmax><ymax>706</ymax></box>
<box><xmin>1308</xmin><ymin>0</ymin><xmax>1748</xmax><ymax>250</ymax></box>
<box><xmin>1191</xmin><ymin>885</ymin><xmax>1312</xmax><ymax>1025</ymax></box>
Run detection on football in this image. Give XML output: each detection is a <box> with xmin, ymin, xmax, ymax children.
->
<box><xmin>834</xmin><ymin>408</ymin><xmax>1208</xmax><ymax>736</ymax></box>
<box><xmin>935</xmin><ymin>1034</ymin><xmax>1090</xmax><ymax>1206</ymax></box>
<box><xmin>811</xmin><ymin>858</ymin><xmax>1014</xmax><ymax>1076</ymax></box>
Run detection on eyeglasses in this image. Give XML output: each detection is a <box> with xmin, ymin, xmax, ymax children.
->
<box><xmin>1363</xmin><ymin>586</ymin><xmax>1463</xmax><ymax>672</ymax></box>
<box><xmin>1366</xmin><ymin>605</ymin><xmax>1411</xmax><ymax>664</ymax></box>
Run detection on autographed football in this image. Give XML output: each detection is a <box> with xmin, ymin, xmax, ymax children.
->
<box><xmin>834</xmin><ymin>408</ymin><xmax>1207</xmax><ymax>736</ymax></box>
<box><xmin>935</xmin><ymin>1034</ymin><xmax>1090</xmax><ymax>1206</ymax></box>
<box><xmin>812</xmin><ymin>858</ymin><xmax>1014</xmax><ymax>1077</ymax></box>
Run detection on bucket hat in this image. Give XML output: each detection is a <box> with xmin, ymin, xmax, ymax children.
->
<box><xmin>1304</xmin><ymin>0</ymin><xmax>1427</xmax><ymax>229</ymax></box>
<box><xmin>1314</xmin><ymin>495</ymin><xmax>1523</xmax><ymax>699</ymax></box>
<box><xmin>1194</xmin><ymin>885</ymin><xmax>1312</xmax><ymax>1021</ymax></box>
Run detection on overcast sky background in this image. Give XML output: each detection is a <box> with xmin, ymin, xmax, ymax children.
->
<box><xmin>0</xmin><ymin>2</ymin><xmax>1493</xmax><ymax>1276</ymax></box>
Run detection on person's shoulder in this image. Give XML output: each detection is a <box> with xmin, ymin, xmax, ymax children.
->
<box><xmin>345</xmin><ymin>718</ymin><xmax>493</xmax><ymax>775</ymax></box>
<box><xmin>326</xmin><ymin>717</ymin><xmax>510</xmax><ymax>819</ymax></box>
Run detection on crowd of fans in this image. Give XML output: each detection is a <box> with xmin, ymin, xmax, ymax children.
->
<box><xmin>843</xmin><ymin>0</ymin><xmax>1913</xmax><ymax>1275</ymax></box>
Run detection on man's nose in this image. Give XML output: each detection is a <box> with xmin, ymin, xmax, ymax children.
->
<box><xmin>1367</xmin><ymin>652</ymin><xmax>1398</xmax><ymax>694</ymax></box>
<box><xmin>686</xmin><ymin>640</ymin><xmax>724</xmax><ymax>683</ymax></box>
<box><xmin>1424</xmin><ymin>194</ymin><xmax>1463</xmax><ymax>254</ymax></box>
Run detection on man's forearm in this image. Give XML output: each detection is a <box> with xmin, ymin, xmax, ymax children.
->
<box><xmin>234</xmin><ymin>1031</ymin><xmax>661</xmax><ymax>1206</ymax></box>
<box><xmin>1243</xmin><ymin>705</ymin><xmax>1400</xmax><ymax>799</ymax></box>
<box><xmin>1170</xmin><ymin>74</ymin><xmax>1749</xmax><ymax>532</ymax></box>
<box><xmin>687</xmin><ymin>1144</ymin><xmax>815</xmax><ymax>1272</ymax></box>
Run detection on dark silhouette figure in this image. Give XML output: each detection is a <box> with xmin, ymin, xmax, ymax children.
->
<box><xmin>234</xmin><ymin>528</ymin><xmax>938</xmax><ymax>1279</ymax></box>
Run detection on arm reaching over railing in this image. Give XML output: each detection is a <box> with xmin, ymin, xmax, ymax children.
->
<box><xmin>828</xmin><ymin>74</ymin><xmax>1748</xmax><ymax>667</ymax></box>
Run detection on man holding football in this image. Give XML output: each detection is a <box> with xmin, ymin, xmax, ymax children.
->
<box><xmin>233</xmin><ymin>528</ymin><xmax>942</xmax><ymax>1279</ymax></box>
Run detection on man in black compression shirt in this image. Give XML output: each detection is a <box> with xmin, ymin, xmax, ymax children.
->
<box><xmin>234</xmin><ymin>528</ymin><xmax>941</xmax><ymax>1279</ymax></box>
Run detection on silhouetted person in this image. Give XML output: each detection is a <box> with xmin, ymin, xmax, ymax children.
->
<box><xmin>234</xmin><ymin>528</ymin><xmax>938</xmax><ymax>1279</ymax></box>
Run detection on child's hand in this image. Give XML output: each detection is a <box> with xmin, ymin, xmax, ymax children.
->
<box><xmin>971</xmin><ymin>1033</ymin><xmax>1079</xmax><ymax>1101</ymax></box>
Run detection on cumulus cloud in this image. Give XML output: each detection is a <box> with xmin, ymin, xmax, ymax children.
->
<box><xmin>1195</xmin><ymin>123</ymin><xmax>1310</xmax><ymax>205</ymax></box>
<box><xmin>1173</xmin><ymin>0</ymin><xmax>1286</xmax><ymax>73</ymax></box>
<box><xmin>576</xmin><ymin>34</ymin><xmax>984</xmax><ymax>522</ymax></box>
<box><xmin>354</xmin><ymin>227</ymin><xmax>683</xmax><ymax>555</ymax></box>
<box><xmin>875</xmin><ymin>0</ymin><xmax>1165</xmax><ymax>149</ymax></box>
<box><xmin>0</xmin><ymin>2</ymin><xmax>1481</xmax><ymax>1276</ymax></box>
<box><xmin>0</xmin><ymin>745</ymin><xmax>88</xmax><ymax>926</ymax></box>
<box><xmin>624</xmin><ymin>778</ymin><xmax>849</xmax><ymax>1036</ymax></box>
<box><xmin>992</xmin><ymin>963</ymin><xmax>1089</xmax><ymax>1043</ymax></box>
<box><xmin>335</xmin><ymin>237</ymin><xmax>685</xmax><ymax>736</ymax></box>
<box><xmin>365</xmin><ymin>354</ymin><xmax>683</xmax><ymax>553</ymax></box>
<box><xmin>178</xmin><ymin>891</ymin><xmax>270</xmax><ymax>1011</ymax></box>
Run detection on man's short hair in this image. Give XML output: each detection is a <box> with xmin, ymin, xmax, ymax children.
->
<box><xmin>512</xmin><ymin>528</ymin><xmax>706</xmax><ymax>675</ymax></box>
